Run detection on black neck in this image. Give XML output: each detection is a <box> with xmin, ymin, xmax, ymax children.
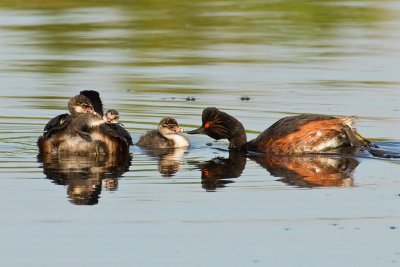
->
<box><xmin>227</xmin><ymin>120</ymin><xmax>247</xmax><ymax>152</ymax></box>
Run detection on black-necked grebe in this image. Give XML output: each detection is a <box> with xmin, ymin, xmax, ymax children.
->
<box><xmin>38</xmin><ymin>91</ymin><xmax>132</xmax><ymax>155</ymax></box>
<box><xmin>188</xmin><ymin>107</ymin><xmax>374</xmax><ymax>155</ymax></box>
<box><xmin>137</xmin><ymin>117</ymin><xmax>189</xmax><ymax>148</ymax></box>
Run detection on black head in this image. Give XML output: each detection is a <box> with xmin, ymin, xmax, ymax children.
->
<box><xmin>79</xmin><ymin>90</ymin><xmax>103</xmax><ymax>116</ymax></box>
<box><xmin>68</xmin><ymin>95</ymin><xmax>94</xmax><ymax>116</ymax></box>
<box><xmin>188</xmin><ymin>107</ymin><xmax>244</xmax><ymax>140</ymax></box>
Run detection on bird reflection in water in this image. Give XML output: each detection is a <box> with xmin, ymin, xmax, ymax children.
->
<box><xmin>250</xmin><ymin>154</ymin><xmax>359</xmax><ymax>188</ymax></box>
<box><xmin>189</xmin><ymin>151</ymin><xmax>247</xmax><ymax>191</ymax></box>
<box><xmin>139</xmin><ymin>147</ymin><xmax>189</xmax><ymax>177</ymax></box>
<box><xmin>38</xmin><ymin>153</ymin><xmax>131</xmax><ymax>205</ymax></box>
<box><xmin>190</xmin><ymin>150</ymin><xmax>358</xmax><ymax>190</ymax></box>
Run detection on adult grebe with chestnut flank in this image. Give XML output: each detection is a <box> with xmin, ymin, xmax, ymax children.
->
<box><xmin>188</xmin><ymin>107</ymin><xmax>376</xmax><ymax>155</ymax></box>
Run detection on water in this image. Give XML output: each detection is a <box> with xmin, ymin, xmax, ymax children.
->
<box><xmin>1</xmin><ymin>0</ymin><xmax>400</xmax><ymax>266</ymax></box>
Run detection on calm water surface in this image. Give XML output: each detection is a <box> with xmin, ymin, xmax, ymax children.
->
<box><xmin>1</xmin><ymin>0</ymin><xmax>400</xmax><ymax>266</ymax></box>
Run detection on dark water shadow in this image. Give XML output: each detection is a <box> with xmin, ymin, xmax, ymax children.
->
<box><xmin>138</xmin><ymin>147</ymin><xmax>189</xmax><ymax>177</ymax></box>
<box><xmin>38</xmin><ymin>153</ymin><xmax>132</xmax><ymax>205</ymax></box>
<box><xmin>188</xmin><ymin>151</ymin><xmax>247</xmax><ymax>191</ymax></box>
<box><xmin>365</xmin><ymin>143</ymin><xmax>400</xmax><ymax>159</ymax></box>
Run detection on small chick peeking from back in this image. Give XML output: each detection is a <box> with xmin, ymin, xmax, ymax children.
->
<box><xmin>102</xmin><ymin>108</ymin><xmax>133</xmax><ymax>146</ymax></box>
<box><xmin>103</xmin><ymin>109</ymin><xmax>120</xmax><ymax>124</ymax></box>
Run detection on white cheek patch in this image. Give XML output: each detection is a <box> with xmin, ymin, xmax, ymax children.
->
<box><xmin>75</xmin><ymin>106</ymin><xmax>85</xmax><ymax>113</ymax></box>
<box><xmin>169</xmin><ymin>134</ymin><xmax>190</xmax><ymax>148</ymax></box>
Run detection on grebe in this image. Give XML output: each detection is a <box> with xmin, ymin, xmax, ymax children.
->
<box><xmin>38</xmin><ymin>91</ymin><xmax>132</xmax><ymax>155</ymax></box>
<box><xmin>103</xmin><ymin>109</ymin><xmax>120</xmax><ymax>124</ymax></box>
<box><xmin>188</xmin><ymin>107</ymin><xmax>374</xmax><ymax>155</ymax></box>
<box><xmin>137</xmin><ymin>117</ymin><xmax>190</xmax><ymax>148</ymax></box>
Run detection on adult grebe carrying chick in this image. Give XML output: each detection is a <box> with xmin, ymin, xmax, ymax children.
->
<box><xmin>137</xmin><ymin>117</ymin><xmax>190</xmax><ymax>149</ymax></box>
<box><xmin>188</xmin><ymin>107</ymin><xmax>374</xmax><ymax>155</ymax></box>
<box><xmin>38</xmin><ymin>91</ymin><xmax>132</xmax><ymax>156</ymax></box>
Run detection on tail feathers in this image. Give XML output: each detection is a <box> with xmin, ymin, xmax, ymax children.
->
<box><xmin>340</xmin><ymin>116</ymin><xmax>357</xmax><ymax>127</ymax></box>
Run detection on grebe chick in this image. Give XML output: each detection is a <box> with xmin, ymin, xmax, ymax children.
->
<box><xmin>67</xmin><ymin>95</ymin><xmax>106</xmax><ymax>141</ymax></box>
<box><xmin>68</xmin><ymin>94</ymin><xmax>95</xmax><ymax>116</ymax></box>
<box><xmin>43</xmin><ymin>94</ymin><xmax>99</xmax><ymax>141</ymax></box>
<box><xmin>188</xmin><ymin>107</ymin><xmax>374</xmax><ymax>155</ymax></box>
<box><xmin>137</xmin><ymin>117</ymin><xmax>190</xmax><ymax>148</ymax></box>
<box><xmin>103</xmin><ymin>109</ymin><xmax>120</xmax><ymax>124</ymax></box>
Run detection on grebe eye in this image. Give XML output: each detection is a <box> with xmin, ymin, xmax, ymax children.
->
<box><xmin>205</xmin><ymin>123</ymin><xmax>210</xmax><ymax>129</ymax></box>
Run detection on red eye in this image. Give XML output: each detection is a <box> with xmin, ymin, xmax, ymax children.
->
<box><xmin>205</xmin><ymin>123</ymin><xmax>210</xmax><ymax>129</ymax></box>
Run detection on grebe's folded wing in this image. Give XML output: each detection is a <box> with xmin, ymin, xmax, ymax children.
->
<box><xmin>259</xmin><ymin>114</ymin><xmax>338</xmax><ymax>140</ymax></box>
<box><xmin>98</xmin><ymin>123</ymin><xmax>132</xmax><ymax>146</ymax></box>
<box><xmin>114</xmin><ymin>124</ymin><xmax>133</xmax><ymax>146</ymax></box>
<box><xmin>43</xmin><ymin>113</ymin><xmax>71</xmax><ymax>138</ymax></box>
<box><xmin>79</xmin><ymin>90</ymin><xmax>103</xmax><ymax>116</ymax></box>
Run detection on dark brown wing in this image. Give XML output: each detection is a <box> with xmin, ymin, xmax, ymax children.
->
<box><xmin>109</xmin><ymin>123</ymin><xmax>133</xmax><ymax>146</ymax></box>
<box><xmin>247</xmin><ymin>114</ymin><xmax>347</xmax><ymax>154</ymax></box>
<box><xmin>80</xmin><ymin>90</ymin><xmax>103</xmax><ymax>116</ymax></box>
<box><xmin>43</xmin><ymin>113</ymin><xmax>71</xmax><ymax>138</ymax></box>
<box><xmin>98</xmin><ymin>123</ymin><xmax>131</xmax><ymax>147</ymax></box>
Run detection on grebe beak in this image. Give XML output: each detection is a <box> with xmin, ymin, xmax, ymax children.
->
<box><xmin>187</xmin><ymin>126</ymin><xmax>206</xmax><ymax>134</ymax></box>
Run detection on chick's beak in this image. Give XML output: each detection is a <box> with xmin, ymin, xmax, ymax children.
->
<box><xmin>187</xmin><ymin>126</ymin><xmax>206</xmax><ymax>134</ymax></box>
<box><xmin>174</xmin><ymin>126</ymin><xmax>184</xmax><ymax>133</ymax></box>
